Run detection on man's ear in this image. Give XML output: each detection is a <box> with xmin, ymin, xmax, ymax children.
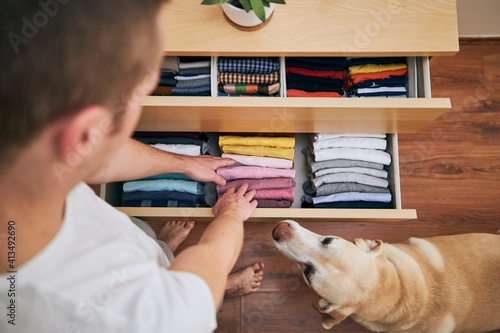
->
<box><xmin>312</xmin><ymin>298</ymin><xmax>347</xmax><ymax>329</ymax></box>
<box><xmin>56</xmin><ymin>105</ymin><xmax>111</xmax><ymax>169</ymax></box>
<box><xmin>354</xmin><ymin>238</ymin><xmax>384</xmax><ymax>256</ymax></box>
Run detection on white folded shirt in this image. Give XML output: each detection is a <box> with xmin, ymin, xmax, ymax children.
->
<box><xmin>222</xmin><ymin>153</ymin><xmax>293</xmax><ymax>169</ymax></box>
<box><xmin>313</xmin><ymin>147</ymin><xmax>391</xmax><ymax>165</ymax></box>
<box><xmin>150</xmin><ymin>143</ymin><xmax>201</xmax><ymax>156</ymax></box>
<box><xmin>312</xmin><ymin>137</ymin><xmax>387</xmax><ymax>150</ymax></box>
<box><xmin>357</xmin><ymin>86</ymin><xmax>407</xmax><ymax>94</ymax></box>
<box><xmin>312</xmin><ymin>133</ymin><xmax>386</xmax><ymax>141</ymax></box>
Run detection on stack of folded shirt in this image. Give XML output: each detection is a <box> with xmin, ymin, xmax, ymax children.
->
<box><xmin>217</xmin><ymin>57</ymin><xmax>281</xmax><ymax>97</ymax></box>
<box><xmin>344</xmin><ymin>57</ymin><xmax>408</xmax><ymax>98</ymax></box>
<box><xmin>152</xmin><ymin>56</ymin><xmax>179</xmax><ymax>96</ymax></box>
<box><xmin>152</xmin><ymin>57</ymin><xmax>211</xmax><ymax>96</ymax></box>
<box><xmin>216</xmin><ymin>135</ymin><xmax>296</xmax><ymax>208</ymax></box>
<box><xmin>301</xmin><ymin>133</ymin><xmax>393</xmax><ymax>209</ymax></box>
<box><xmin>121</xmin><ymin>133</ymin><xmax>210</xmax><ymax>207</ymax></box>
<box><xmin>285</xmin><ymin>57</ymin><xmax>347</xmax><ymax>97</ymax></box>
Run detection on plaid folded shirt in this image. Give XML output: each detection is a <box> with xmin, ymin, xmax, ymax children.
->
<box><xmin>218</xmin><ymin>72</ymin><xmax>279</xmax><ymax>85</ymax></box>
<box><xmin>218</xmin><ymin>57</ymin><xmax>280</xmax><ymax>74</ymax></box>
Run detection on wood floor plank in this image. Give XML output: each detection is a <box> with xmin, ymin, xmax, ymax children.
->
<box><xmin>215</xmin><ymin>297</ymin><xmax>242</xmax><ymax>333</ymax></box>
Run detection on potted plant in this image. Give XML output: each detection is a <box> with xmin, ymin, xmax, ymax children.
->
<box><xmin>201</xmin><ymin>0</ymin><xmax>286</xmax><ymax>30</ymax></box>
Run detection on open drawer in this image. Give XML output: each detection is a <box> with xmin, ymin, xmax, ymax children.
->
<box><xmin>101</xmin><ymin>133</ymin><xmax>416</xmax><ymax>223</ymax></box>
<box><xmin>139</xmin><ymin>57</ymin><xmax>450</xmax><ymax>134</ymax></box>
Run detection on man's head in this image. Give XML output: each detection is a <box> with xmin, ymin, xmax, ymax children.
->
<box><xmin>0</xmin><ymin>0</ymin><xmax>164</xmax><ymax>176</ymax></box>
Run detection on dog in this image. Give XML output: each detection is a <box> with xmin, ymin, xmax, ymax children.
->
<box><xmin>272</xmin><ymin>220</ymin><xmax>500</xmax><ymax>333</ymax></box>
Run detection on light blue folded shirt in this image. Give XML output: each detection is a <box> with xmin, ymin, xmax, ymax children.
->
<box><xmin>140</xmin><ymin>173</ymin><xmax>192</xmax><ymax>181</ymax></box>
<box><xmin>123</xmin><ymin>179</ymin><xmax>205</xmax><ymax>195</ymax></box>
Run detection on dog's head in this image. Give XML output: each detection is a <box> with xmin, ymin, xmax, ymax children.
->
<box><xmin>272</xmin><ymin>220</ymin><xmax>386</xmax><ymax>329</ymax></box>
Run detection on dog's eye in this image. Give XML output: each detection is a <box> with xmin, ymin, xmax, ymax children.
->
<box><xmin>322</xmin><ymin>237</ymin><xmax>333</xmax><ymax>245</ymax></box>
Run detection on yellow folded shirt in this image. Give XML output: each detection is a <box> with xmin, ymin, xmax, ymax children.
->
<box><xmin>219</xmin><ymin>135</ymin><xmax>295</xmax><ymax>149</ymax></box>
<box><xmin>348</xmin><ymin>63</ymin><xmax>407</xmax><ymax>75</ymax></box>
<box><xmin>221</xmin><ymin>145</ymin><xmax>294</xmax><ymax>161</ymax></box>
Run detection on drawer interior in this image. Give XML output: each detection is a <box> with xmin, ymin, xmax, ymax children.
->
<box><xmin>158</xmin><ymin>56</ymin><xmax>419</xmax><ymax>99</ymax></box>
<box><xmin>103</xmin><ymin>133</ymin><xmax>400</xmax><ymax>209</ymax></box>
<box><xmin>139</xmin><ymin>56</ymin><xmax>450</xmax><ymax>134</ymax></box>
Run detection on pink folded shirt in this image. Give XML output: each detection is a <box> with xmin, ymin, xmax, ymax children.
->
<box><xmin>218</xmin><ymin>188</ymin><xmax>295</xmax><ymax>202</ymax></box>
<box><xmin>256</xmin><ymin>199</ymin><xmax>292</xmax><ymax>208</ymax></box>
<box><xmin>253</xmin><ymin>188</ymin><xmax>294</xmax><ymax>201</ymax></box>
<box><xmin>216</xmin><ymin>166</ymin><xmax>296</xmax><ymax>181</ymax></box>
<box><xmin>217</xmin><ymin>177</ymin><xmax>295</xmax><ymax>194</ymax></box>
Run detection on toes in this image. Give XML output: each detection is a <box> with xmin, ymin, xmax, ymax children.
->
<box><xmin>184</xmin><ymin>221</ymin><xmax>195</xmax><ymax>230</ymax></box>
<box><xmin>251</xmin><ymin>262</ymin><xmax>264</xmax><ymax>273</ymax></box>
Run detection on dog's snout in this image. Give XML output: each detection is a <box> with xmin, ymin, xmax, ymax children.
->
<box><xmin>272</xmin><ymin>221</ymin><xmax>292</xmax><ymax>242</ymax></box>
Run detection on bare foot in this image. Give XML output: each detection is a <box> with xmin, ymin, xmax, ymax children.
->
<box><xmin>225</xmin><ymin>262</ymin><xmax>264</xmax><ymax>297</ymax></box>
<box><xmin>158</xmin><ymin>221</ymin><xmax>195</xmax><ymax>253</ymax></box>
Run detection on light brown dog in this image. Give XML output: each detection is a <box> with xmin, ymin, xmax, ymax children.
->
<box><xmin>272</xmin><ymin>220</ymin><xmax>500</xmax><ymax>333</ymax></box>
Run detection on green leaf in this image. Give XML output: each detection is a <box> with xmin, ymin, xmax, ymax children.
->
<box><xmin>250</xmin><ymin>0</ymin><xmax>266</xmax><ymax>22</ymax></box>
<box><xmin>268</xmin><ymin>0</ymin><xmax>286</xmax><ymax>4</ymax></box>
<box><xmin>201</xmin><ymin>0</ymin><xmax>224</xmax><ymax>5</ymax></box>
<box><xmin>238</xmin><ymin>0</ymin><xmax>252</xmax><ymax>12</ymax></box>
<box><xmin>262</xmin><ymin>0</ymin><xmax>270</xmax><ymax>8</ymax></box>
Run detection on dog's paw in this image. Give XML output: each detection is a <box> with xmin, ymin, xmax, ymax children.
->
<box><xmin>312</xmin><ymin>298</ymin><xmax>348</xmax><ymax>329</ymax></box>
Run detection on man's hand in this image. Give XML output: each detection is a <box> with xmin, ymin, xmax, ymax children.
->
<box><xmin>85</xmin><ymin>139</ymin><xmax>236</xmax><ymax>185</ymax></box>
<box><xmin>181</xmin><ymin>155</ymin><xmax>235</xmax><ymax>186</ymax></box>
<box><xmin>212</xmin><ymin>184</ymin><xmax>257</xmax><ymax>222</ymax></box>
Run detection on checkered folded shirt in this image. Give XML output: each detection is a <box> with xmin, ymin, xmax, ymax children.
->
<box><xmin>218</xmin><ymin>57</ymin><xmax>280</xmax><ymax>74</ymax></box>
<box><xmin>218</xmin><ymin>72</ymin><xmax>280</xmax><ymax>85</ymax></box>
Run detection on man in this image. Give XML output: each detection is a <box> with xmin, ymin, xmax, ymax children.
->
<box><xmin>0</xmin><ymin>1</ymin><xmax>261</xmax><ymax>332</ymax></box>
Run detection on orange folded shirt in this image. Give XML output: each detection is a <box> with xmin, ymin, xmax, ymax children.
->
<box><xmin>343</xmin><ymin>67</ymin><xmax>408</xmax><ymax>90</ymax></box>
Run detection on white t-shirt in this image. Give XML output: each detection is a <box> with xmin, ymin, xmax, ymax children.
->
<box><xmin>0</xmin><ymin>183</ymin><xmax>217</xmax><ymax>333</ymax></box>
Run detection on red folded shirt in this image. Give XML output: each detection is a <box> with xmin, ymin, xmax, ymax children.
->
<box><xmin>286</xmin><ymin>67</ymin><xmax>345</xmax><ymax>80</ymax></box>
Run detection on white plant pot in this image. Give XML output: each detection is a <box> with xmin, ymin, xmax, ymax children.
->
<box><xmin>221</xmin><ymin>2</ymin><xmax>276</xmax><ymax>28</ymax></box>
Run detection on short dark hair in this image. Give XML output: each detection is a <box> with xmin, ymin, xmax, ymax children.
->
<box><xmin>0</xmin><ymin>0</ymin><xmax>164</xmax><ymax>169</ymax></box>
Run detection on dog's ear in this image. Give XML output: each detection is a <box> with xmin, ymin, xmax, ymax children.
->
<box><xmin>354</xmin><ymin>238</ymin><xmax>384</xmax><ymax>256</ymax></box>
<box><xmin>312</xmin><ymin>299</ymin><xmax>347</xmax><ymax>329</ymax></box>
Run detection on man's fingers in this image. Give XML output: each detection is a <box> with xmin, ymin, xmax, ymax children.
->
<box><xmin>235</xmin><ymin>183</ymin><xmax>249</xmax><ymax>195</ymax></box>
<box><xmin>213</xmin><ymin>174</ymin><xmax>227</xmax><ymax>186</ymax></box>
<box><xmin>217</xmin><ymin>158</ymin><xmax>236</xmax><ymax>167</ymax></box>
<box><xmin>244</xmin><ymin>189</ymin><xmax>256</xmax><ymax>201</ymax></box>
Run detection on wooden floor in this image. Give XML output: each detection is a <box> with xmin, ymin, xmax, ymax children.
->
<box><xmin>146</xmin><ymin>40</ymin><xmax>500</xmax><ymax>333</ymax></box>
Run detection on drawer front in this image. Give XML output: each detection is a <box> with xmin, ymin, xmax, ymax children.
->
<box><xmin>102</xmin><ymin>133</ymin><xmax>416</xmax><ymax>223</ymax></box>
<box><xmin>140</xmin><ymin>56</ymin><xmax>450</xmax><ymax>134</ymax></box>
<box><xmin>159</xmin><ymin>0</ymin><xmax>458</xmax><ymax>57</ymax></box>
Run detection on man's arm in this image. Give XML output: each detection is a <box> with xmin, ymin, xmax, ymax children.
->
<box><xmin>85</xmin><ymin>138</ymin><xmax>234</xmax><ymax>185</ymax></box>
<box><xmin>169</xmin><ymin>184</ymin><xmax>257</xmax><ymax>308</ymax></box>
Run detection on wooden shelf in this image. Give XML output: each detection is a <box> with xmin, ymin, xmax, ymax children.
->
<box><xmin>139</xmin><ymin>96</ymin><xmax>451</xmax><ymax>133</ymax></box>
<box><xmin>116</xmin><ymin>207</ymin><xmax>417</xmax><ymax>223</ymax></box>
<box><xmin>159</xmin><ymin>0</ymin><xmax>459</xmax><ymax>57</ymax></box>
